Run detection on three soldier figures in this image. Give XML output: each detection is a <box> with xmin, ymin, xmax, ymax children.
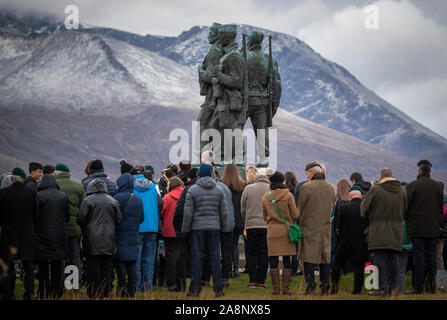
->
<box><xmin>197</xmin><ymin>23</ymin><xmax>281</xmax><ymax>167</ymax></box>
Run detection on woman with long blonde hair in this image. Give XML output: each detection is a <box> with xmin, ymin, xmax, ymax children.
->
<box><xmin>245</xmin><ymin>165</ymin><xmax>257</xmax><ymax>185</ymax></box>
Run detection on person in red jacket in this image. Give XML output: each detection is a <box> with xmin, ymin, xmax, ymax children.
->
<box><xmin>160</xmin><ymin>176</ymin><xmax>185</xmax><ymax>291</ymax></box>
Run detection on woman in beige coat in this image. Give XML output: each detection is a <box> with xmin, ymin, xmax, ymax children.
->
<box><xmin>262</xmin><ymin>171</ymin><xmax>299</xmax><ymax>295</ymax></box>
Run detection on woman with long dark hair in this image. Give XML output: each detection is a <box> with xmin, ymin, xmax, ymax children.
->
<box><xmin>221</xmin><ymin>164</ymin><xmax>246</xmax><ymax>278</ymax></box>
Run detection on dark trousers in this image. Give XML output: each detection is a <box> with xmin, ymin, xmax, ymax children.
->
<box><xmin>269</xmin><ymin>256</ymin><xmax>291</xmax><ymax>269</ymax></box>
<box><xmin>36</xmin><ymin>259</ymin><xmax>63</xmax><ymax>299</ymax></box>
<box><xmin>243</xmin><ymin>237</ymin><xmax>250</xmax><ymax>271</ymax></box>
<box><xmin>412</xmin><ymin>237</ymin><xmax>437</xmax><ymax>292</ymax></box>
<box><xmin>165</xmin><ymin>237</ymin><xmax>178</xmax><ymax>288</ymax></box>
<box><xmin>372</xmin><ymin>249</ymin><xmax>400</xmax><ymax>294</ymax></box>
<box><xmin>292</xmin><ymin>242</ymin><xmax>299</xmax><ymax>273</ymax></box>
<box><xmin>87</xmin><ymin>255</ymin><xmax>113</xmax><ymax>298</ymax></box>
<box><xmin>1</xmin><ymin>259</ymin><xmax>34</xmax><ymax>300</ymax></box>
<box><xmin>232</xmin><ymin>228</ymin><xmax>243</xmax><ymax>272</ymax></box>
<box><xmin>175</xmin><ymin>239</ymin><xmax>188</xmax><ymax>291</ymax></box>
<box><xmin>66</xmin><ymin>236</ymin><xmax>81</xmax><ymax>275</ymax></box>
<box><xmin>304</xmin><ymin>262</ymin><xmax>330</xmax><ymax>291</ymax></box>
<box><xmin>246</xmin><ymin>228</ymin><xmax>268</xmax><ymax>284</ymax></box>
<box><xmin>189</xmin><ymin>230</ymin><xmax>223</xmax><ymax>295</ymax></box>
<box><xmin>202</xmin><ymin>231</ymin><xmax>233</xmax><ymax>281</ymax></box>
<box><xmin>116</xmin><ymin>260</ymin><xmax>137</xmax><ymax>297</ymax></box>
<box><xmin>331</xmin><ymin>256</ymin><xmax>365</xmax><ymax>294</ymax></box>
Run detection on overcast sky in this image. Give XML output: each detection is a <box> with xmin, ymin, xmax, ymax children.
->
<box><xmin>1</xmin><ymin>0</ymin><xmax>446</xmax><ymax>139</ymax></box>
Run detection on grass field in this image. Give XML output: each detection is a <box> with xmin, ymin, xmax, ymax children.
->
<box><xmin>11</xmin><ymin>271</ymin><xmax>447</xmax><ymax>300</ymax></box>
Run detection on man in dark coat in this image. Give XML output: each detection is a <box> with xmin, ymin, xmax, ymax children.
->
<box><xmin>35</xmin><ymin>174</ymin><xmax>70</xmax><ymax>299</ymax></box>
<box><xmin>350</xmin><ymin>172</ymin><xmax>371</xmax><ymax>194</ymax></box>
<box><xmin>24</xmin><ymin>162</ymin><xmax>43</xmax><ymax>191</ymax></box>
<box><xmin>114</xmin><ymin>173</ymin><xmax>144</xmax><ymax>297</ymax></box>
<box><xmin>78</xmin><ymin>179</ymin><xmax>122</xmax><ymax>299</ymax></box>
<box><xmin>173</xmin><ymin>167</ymin><xmax>199</xmax><ymax>290</ymax></box>
<box><xmin>361</xmin><ymin>168</ymin><xmax>407</xmax><ymax>296</ymax></box>
<box><xmin>82</xmin><ymin>159</ymin><xmax>118</xmax><ymax>196</ymax></box>
<box><xmin>331</xmin><ymin>189</ymin><xmax>368</xmax><ymax>295</ymax></box>
<box><xmin>0</xmin><ymin>168</ymin><xmax>38</xmax><ymax>300</ymax></box>
<box><xmin>405</xmin><ymin>160</ymin><xmax>444</xmax><ymax>294</ymax></box>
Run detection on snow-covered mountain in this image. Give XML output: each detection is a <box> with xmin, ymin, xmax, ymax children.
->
<box><xmin>0</xmin><ymin>9</ymin><xmax>446</xmax><ymax>181</ymax></box>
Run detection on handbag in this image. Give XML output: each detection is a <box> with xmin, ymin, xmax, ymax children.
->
<box><xmin>269</xmin><ymin>192</ymin><xmax>302</xmax><ymax>242</ymax></box>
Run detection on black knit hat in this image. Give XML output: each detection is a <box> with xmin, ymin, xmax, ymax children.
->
<box><xmin>188</xmin><ymin>167</ymin><xmax>199</xmax><ymax>179</ymax></box>
<box><xmin>89</xmin><ymin>159</ymin><xmax>104</xmax><ymax>172</ymax></box>
<box><xmin>269</xmin><ymin>171</ymin><xmax>285</xmax><ymax>184</ymax></box>
<box><xmin>417</xmin><ymin>160</ymin><xmax>432</xmax><ymax>167</ymax></box>
<box><xmin>120</xmin><ymin>159</ymin><xmax>133</xmax><ymax>174</ymax></box>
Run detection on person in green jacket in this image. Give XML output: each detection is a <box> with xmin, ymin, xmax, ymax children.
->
<box><xmin>55</xmin><ymin>163</ymin><xmax>85</xmax><ymax>279</ymax></box>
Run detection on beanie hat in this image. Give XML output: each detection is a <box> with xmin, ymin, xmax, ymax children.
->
<box><xmin>400</xmin><ymin>181</ymin><xmax>408</xmax><ymax>186</ymax></box>
<box><xmin>198</xmin><ymin>163</ymin><xmax>213</xmax><ymax>177</ymax></box>
<box><xmin>188</xmin><ymin>167</ymin><xmax>199</xmax><ymax>179</ymax></box>
<box><xmin>269</xmin><ymin>171</ymin><xmax>285</xmax><ymax>184</ymax></box>
<box><xmin>56</xmin><ymin>163</ymin><xmax>70</xmax><ymax>173</ymax></box>
<box><xmin>145</xmin><ymin>165</ymin><xmax>154</xmax><ymax>173</ymax></box>
<box><xmin>120</xmin><ymin>159</ymin><xmax>133</xmax><ymax>174</ymax></box>
<box><xmin>89</xmin><ymin>159</ymin><xmax>104</xmax><ymax>173</ymax></box>
<box><xmin>349</xmin><ymin>185</ymin><xmax>365</xmax><ymax>194</ymax></box>
<box><xmin>12</xmin><ymin>167</ymin><xmax>27</xmax><ymax>180</ymax></box>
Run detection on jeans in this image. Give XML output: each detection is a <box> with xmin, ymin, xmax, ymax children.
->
<box><xmin>372</xmin><ymin>249</ymin><xmax>400</xmax><ymax>294</ymax></box>
<box><xmin>87</xmin><ymin>255</ymin><xmax>113</xmax><ymax>298</ymax></box>
<box><xmin>269</xmin><ymin>256</ymin><xmax>291</xmax><ymax>269</ymax></box>
<box><xmin>116</xmin><ymin>260</ymin><xmax>137</xmax><ymax>297</ymax></box>
<box><xmin>189</xmin><ymin>230</ymin><xmax>223</xmax><ymax>295</ymax></box>
<box><xmin>36</xmin><ymin>259</ymin><xmax>63</xmax><ymax>299</ymax></box>
<box><xmin>232</xmin><ymin>229</ymin><xmax>243</xmax><ymax>272</ymax></box>
<box><xmin>136</xmin><ymin>232</ymin><xmax>157</xmax><ymax>292</ymax></box>
<box><xmin>304</xmin><ymin>263</ymin><xmax>330</xmax><ymax>291</ymax></box>
<box><xmin>246</xmin><ymin>228</ymin><xmax>268</xmax><ymax>284</ymax></box>
<box><xmin>202</xmin><ymin>231</ymin><xmax>233</xmax><ymax>281</ymax></box>
<box><xmin>412</xmin><ymin>237</ymin><xmax>437</xmax><ymax>292</ymax></box>
<box><xmin>397</xmin><ymin>252</ymin><xmax>408</xmax><ymax>293</ymax></box>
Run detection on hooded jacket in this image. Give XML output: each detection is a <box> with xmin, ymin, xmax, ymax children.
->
<box><xmin>78</xmin><ymin>179</ymin><xmax>121</xmax><ymax>256</ymax></box>
<box><xmin>133</xmin><ymin>174</ymin><xmax>162</xmax><ymax>233</ymax></box>
<box><xmin>361</xmin><ymin>178</ymin><xmax>407</xmax><ymax>252</ymax></box>
<box><xmin>82</xmin><ymin>170</ymin><xmax>118</xmax><ymax>196</ymax></box>
<box><xmin>182</xmin><ymin>176</ymin><xmax>228</xmax><ymax>232</ymax></box>
<box><xmin>161</xmin><ymin>186</ymin><xmax>184</xmax><ymax>237</ymax></box>
<box><xmin>114</xmin><ymin>174</ymin><xmax>144</xmax><ymax>261</ymax></box>
<box><xmin>56</xmin><ymin>172</ymin><xmax>85</xmax><ymax>238</ymax></box>
<box><xmin>36</xmin><ymin>174</ymin><xmax>70</xmax><ymax>260</ymax></box>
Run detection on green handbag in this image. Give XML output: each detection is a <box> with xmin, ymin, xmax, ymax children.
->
<box><xmin>269</xmin><ymin>192</ymin><xmax>302</xmax><ymax>242</ymax></box>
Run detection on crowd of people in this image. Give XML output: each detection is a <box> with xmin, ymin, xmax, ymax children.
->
<box><xmin>0</xmin><ymin>152</ymin><xmax>446</xmax><ymax>300</ymax></box>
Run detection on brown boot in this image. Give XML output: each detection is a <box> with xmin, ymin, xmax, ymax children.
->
<box><xmin>282</xmin><ymin>269</ymin><xmax>292</xmax><ymax>295</ymax></box>
<box><xmin>270</xmin><ymin>268</ymin><xmax>280</xmax><ymax>295</ymax></box>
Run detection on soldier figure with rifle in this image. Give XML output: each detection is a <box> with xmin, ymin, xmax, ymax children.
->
<box><xmin>244</xmin><ymin>30</ymin><xmax>281</xmax><ymax>167</ymax></box>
